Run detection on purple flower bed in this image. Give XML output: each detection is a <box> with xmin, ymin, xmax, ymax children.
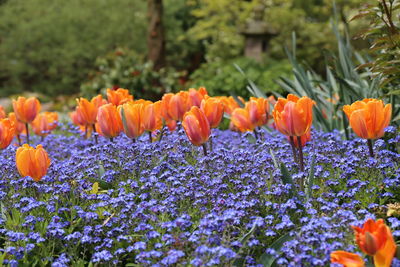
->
<box><xmin>0</xmin><ymin>124</ymin><xmax>399</xmax><ymax>266</ymax></box>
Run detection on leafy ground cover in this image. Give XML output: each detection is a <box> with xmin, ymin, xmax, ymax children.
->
<box><xmin>0</xmin><ymin>123</ymin><xmax>399</xmax><ymax>266</ymax></box>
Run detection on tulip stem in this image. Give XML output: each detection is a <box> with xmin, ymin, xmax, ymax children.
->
<box><xmin>158</xmin><ymin>126</ymin><xmax>164</xmax><ymax>142</ymax></box>
<box><xmin>132</xmin><ymin>138</ymin><xmax>136</xmax><ymax>143</ymax></box>
<box><xmin>84</xmin><ymin>125</ymin><xmax>88</xmax><ymax>139</ymax></box>
<box><xmin>297</xmin><ymin>136</ymin><xmax>304</xmax><ymax>173</ymax></box>
<box><xmin>92</xmin><ymin>124</ymin><xmax>98</xmax><ymax>144</ymax></box>
<box><xmin>209</xmin><ymin>136</ymin><xmax>213</xmax><ymax>152</ymax></box>
<box><xmin>41</xmin><ymin>136</ymin><xmax>44</xmax><ymax>142</ymax></box>
<box><xmin>17</xmin><ymin>135</ymin><xmax>21</xmax><ymax>146</ymax></box>
<box><xmin>148</xmin><ymin>132</ymin><xmax>152</xmax><ymax>143</ymax></box>
<box><xmin>254</xmin><ymin>128</ymin><xmax>259</xmax><ymax>140</ymax></box>
<box><xmin>368</xmin><ymin>139</ymin><xmax>374</xmax><ymax>158</ymax></box>
<box><xmin>25</xmin><ymin>123</ymin><xmax>30</xmax><ymax>144</ymax></box>
<box><xmin>289</xmin><ymin>136</ymin><xmax>298</xmax><ymax>163</ymax></box>
<box><xmin>110</xmin><ymin>137</ymin><xmax>114</xmax><ymax>143</ymax></box>
<box><xmin>202</xmin><ymin>143</ymin><xmax>208</xmax><ymax>157</ymax></box>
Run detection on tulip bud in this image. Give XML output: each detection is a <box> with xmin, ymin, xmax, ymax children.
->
<box><xmin>0</xmin><ymin>105</ymin><xmax>5</xmax><ymax>119</ymax></box>
<box><xmin>119</xmin><ymin>102</ymin><xmax>145</xmax><ymax>139</ymax></box>
<box><xmin>12</xmin><ymin>96</ymin><xmax>41</xmax><ymax>123</ymax></box>
<box><xmin>0</xmin><ymin>118</ymin><xmax>15</xmax><ymax>149</ymax></box>
<box><xmin>107</xmin><ymin>88</ymin><xmax>133</xmax><ymax>106</ymax></box>
<box><xmin>182</xmin><ymin>106</ymin><xmax>210</xmax><ymax>146</ymax></box>
<box><xmin>8</xmin><ymin>113</ymin><xmax>25</xmax><ymax>136</ymax></box>
<box><xmin>231</xmin><ymin>108</ymin><xmax>255</xmax><ymax>132</ymax></box>
<box><xmin>16</xmin><ymin>144</ymin><xmax>50</xmax><ymax>182</ymax></box>
<box><xmin>143</xmin><ymin>101</ymin><xmax>163</xmax><ymax>132</ymax></box>
<box><xmin>97</xmin><ymin>104</ymin><xmax>123</xmax><ymax>139</ymax></box>
<box><xmin>200</xmin><ymin>97</ymin><xmax>224</xmax><ymax>128</ymax></box>
<box><xmin>31</xmin><ymin>112</ymin><xmax>58</xmax><ymax>137</ymax></box>
<box><xmin>188</xmin><ymin>87</ymin><xmax>208</xmax><ymax>107</ymax></box>
<box><xmin>168</xmin><ymin>91</ymin><xmax>190</xmax><ymax>121</ymax></box>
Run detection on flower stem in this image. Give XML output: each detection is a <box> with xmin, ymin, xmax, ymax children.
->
<box><xmin>297</xmin><ymin>136</ymin><xmax>304</xmax><ymax>172</ymax></box>
<box><xmin>158</xmin><ymin>126</ymin><xmax>164</xmax><ymax>142</ymax></box>
<box><xmin>254</xmin><ymin>128</ymin><xmax>259</xmax><ymax>140</ymax></box>
<box><xmin>110</xmin><ymin>137</ymin><xmax>114</xmax><ymax>143</ymax></box>
<box><xmin>297</xmin><ymin>136</ymin><xmax>305</xmax><ymax>191</ymax></box>
<box><xmin>289</xmin><ymin>136</ymin><xmax>298</xmax><ymax>163</ymax></box>
<box><xmin>25</xmin><ymin>123</ymin><xmax>30</xmax><ymax>144</ymax></box>
<box><xmin>148</xmin><ymin>132</ymin><xmax>152</xmax><ymax>143</ymax></box>
<box><xmin>17</xmin><ymin>134</ymin><xmax>21</xmax><ymax>146</ymax></box>
<box><xmin>368</xmin><ymin>139</ymin><xmax>374</xmax><ymax>158</ymax></box>
<box><xmin>92</xmin><ymin>124</ymin><xmax>98</xmax><ymax>144</ymax></box>
<box><xmin>202</xmin><ymin>143</ymin><xmax>208</xmax><ymax>157</ymax></box>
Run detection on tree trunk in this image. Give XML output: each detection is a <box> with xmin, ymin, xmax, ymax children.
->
<box><xmin>147</xmin><ymin>0</ymin><xmax>166</xmax><ymax>71</ymax></box>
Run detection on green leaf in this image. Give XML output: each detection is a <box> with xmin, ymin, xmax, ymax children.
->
<box><xmin>86</xmin><ymin>177</ymin><xmax>113</xmax><ymax>190</ymax></box>
<box><xmin>269</xmin><ymin>149</ymin><xmax>279</xmax><ymax>169</ymax></box>
<box><xmin>280</xmin><ymin>163</ymin><xmax>298</xmax><ymax>198</ymax></box>
<box><xmin>258</xmin><ymin>232</ymin><xmax>293</xmax><ymax>267</ymax></box>
<box><xmin>239</xmin><ymin>222</ymin><xmax>257</xmax><ymax>244</ymax></box>
<box><xmin>306</xmin><ymin>154</ymin><xmax>316</xmax><ymax>200</ymax></box>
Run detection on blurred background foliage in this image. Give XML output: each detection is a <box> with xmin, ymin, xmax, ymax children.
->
<box><xmin>0</xmin><ymin>0</ymin><xmax>387</xmax><ymax>103</ymax></box>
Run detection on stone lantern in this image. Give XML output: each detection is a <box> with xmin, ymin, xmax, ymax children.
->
<box><xmin>241</xmin><ymin>4</ymin><xmax>277</xmax><ymax>62</ymax></box>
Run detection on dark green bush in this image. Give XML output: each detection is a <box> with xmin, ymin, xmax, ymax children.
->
<box><xmin>0</xmin><ymin>0</ymin><xmax>147</xmax><ymax>97</ymax></box>
<box><xmin>80</xmin><ymin>48</ymin><xmax>185</xmax><ymax>101</ymax></box>
<box><xmin>188</xmin><ymin>57</ymin><xmax>292</xmax><ymax>98</ymax></box>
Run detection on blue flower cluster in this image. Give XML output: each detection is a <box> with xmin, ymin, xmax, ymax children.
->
<box><xmin>0</xmin><ymin>124</ymin><xmax>399</xmax><ymax>266</ymax></box>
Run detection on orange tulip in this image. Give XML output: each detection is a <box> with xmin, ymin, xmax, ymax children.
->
<box><xmin>182</xmin><ymin>106</ymin><xmax>210</xmax><ymax>146</ymax></box>
<box><xmin>12</xmin><ymin>96</ymin><xmax>41</xmax><ymax>123</ymax></box>
<box><xmin>161</xmin><ymin>93</ymin><xmax>174</xmax><ymax>121</ymax></box>
<box><xmin>200</xmin><ymin>97</ymin><xmax>224</xmax><ymax>129</ymax></box>
<box><xmin>97</xmin><ymin>104</ymin><xmax>123</xmax><ymax>139</ymax></box>
<box><xmin>352</xmin><ymin>218</ymin><xmax>396</xmax><ymax>267</ymax></box>
<box><xmin>119</xmin><ymin>102</ymin><xmax>145</xmax><ymax>140</ymax></box>
<box><xmin>107</xmin><ymin>88</ymin><xmax>133</xmax><ymax>106</ymax></box>
<box><xmin>143</xmin><ymin>101</ymin><xmax>163</xmax><ymax>132</ymax></box>
<box><xmin>16</xmin><ymin>144</ymin><xmax>50</xmax><ymax>182</ymax></box>
<box><xmin>343</xmin><ymin>99</ymin><xmax>391</xmax><ymax>140</ymax></box>
<box><xmin>219</xmin><ymin>96</ymin><xmax>244</xmax><ymax>115</ymax></box>
<box><xmin>70</xmin><ymin>109</ymin><xmax>86</xmax><ymax>127</ymax></box>
<box><xmin>31</xmin><ymin>112</ymin><xmax>58</xmax><ymax>137</ymax></box>
<box><xmin>287</xmin><ymin>130</ymin><xmax>311</xmax><ymax>148</ymax></box>
<box><xmin>246</xmin><ymin>97</ymin><xmax>271</xmax><ymax>127</ymax></box>
<box><xmin>8</xmin><ymin>113</ymin><xmax>25</xmax><ymax>136</ymax></box>
<box><xmin>0</xmin><ymin>105</ymin><xmax>5</xmax><ymax>119</ymax></box>
<box><xmin>330</xmin><ymin>251</ymin><xmax>365</xmax><ymax>267</ymax></box>
<box><xmin>168</xmin><ymin>91</ymin><xmax>190</xmax><ymax>121</ymax></box>
<box><xmin>188</xmin><ymin>87</ymin><xmax>208</xmax><ymax>107</ymax></box>
<box><xmin>166</xmin><ymin>119</ymin><xmax>177</xmax><ymax>132</ymax></box>
<box><xmin>273</xmin><ymin>94</ymin><xmax>314</xmax><ymax>137</ymax></box>
<box><xmin>0</xmin><ymin>118</ymin><xmax>15</xmax><ymax>149</ymax></box>
<box><xmin>231</xmin><ymin>108</ymin><xmax>256</xmax><ymax>132</ymax></box>
<box><xmin>76</xmin><ymin>95</ymin><xmax>107</xmax><ymax>126</ymax></box>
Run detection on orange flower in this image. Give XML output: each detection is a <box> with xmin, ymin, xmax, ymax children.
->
<box><xmin>231</xmin><ymin>108</ymin><xmax>256</xmax><ymax>132</ymax></box>
<box><xmin>31</xmin><ymin>112</ymin><xmax>58</xmax><ymax>137</ymax></box>
<box><xmin>343</xmin><ymin>99</ymin><xmax>392</xmax><ymax>140</ymax></box>
<box><xmin>0</xmin><ymin>118</ymin><xmax>15</xmax><ymax>149</ymax></box>
<box><xmin>273</xmin><ymin>94</ymin><xmax>314</xmax><ymax>137</ymax></box>
<box><xmin>287</xmin><ymin>130</ymin><xmax>311</xmax><ymax>148</ymax></box>
<box><xmin>0</xmin><ymin>105</ymin><xmax>5</xmax><ymax>119</ymax></box>
<box><xmin>246</xmin><ymin>97</ymin><xmax>271</xmax><ymax>127</ymax></box>
<box><xmin>107</xmin><ymin>88</ymin><xmax>133</xmax><ymax>106</ymax></box>
<box><xmin>182</xmin><ymin>106</ymin><xmax>210</xmax><ymax>146</ymax></box>
<box><xmin>188</xmin><ymin>87</ymin><xmax>208</xmax><ymax>107</ymax></box>
<box><xmin>352</xmin><ymin>218</ymin><xmax>396</xmax><ymax>267</ymax></box>
<box><xmin>97</xmin><ymin>104</ymin><xmax>123</xmax><ymax>138</ymax></box>
<box><xmin>219</xmin><ymin>96</ymin><xmax>244</xmax><ymax>115</ymax></box>
<box><xmin>8</xmin><ymin>113</ymin><xmax>25</xmax><ymax>136</ymax></box>
<box><xmin>15</xmin><ymin>144</ymin><xmax>50</xmax><ymax>182</ymax></box>
<box><xmin>166</xmin><ymin>119</ymin><xmax>177</xmax><ymax>132</ymax></box>
<box><xmin>143</xmin><ymin>101</ymin><xmax>163</xmax><ymax>132</ymax></box>
<box><xmin>200</xmin><ymin>97</ymin><xmax>224</xmax><ymax>128</ymax></box>
<box><xmin>330</xmin><ymin>251</ymin><xmax>365</xmax><ymax>267</ymax></box>
<box><xmin>76</xmin><ymin>95</ymin><xmax>106</xmax><ymax>125</ymax></box>
<box><xmin>161</xmin><ymin>93</ymin><xmax>174</xmax><ymax>121</ymax></box>
<box><xmin>12</xmin><ymin>96</ymin><xmax>41</xmax><ymax>123</ymax></box>
<box><xmin>168</xmin><ymin>91</ymin><xmax>190</xmax><ymax>121</ymax></box>
<box><xmin>119</xmin><ymin>102</ymin><xmax>145</xmax><ymax>139</ymax></box>
<box><xmin>70</xmin><ymin>109</ymin><xmax>86</xmax><ymax>127</ymax></box>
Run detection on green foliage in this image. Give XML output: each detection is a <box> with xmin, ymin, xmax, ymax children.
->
<box><xmin>80</xmin><ymin>48</ymin><xmax>185</xmax><ymax>100</ymax></box>
<box><xmin>188</xmin><ymin>57</ymin><xmax>291</xmax><ymax>98</ymax></box>
<box><xmin>188</xmin><ymin>0</ymin><xmax>371</xmax><ymax>71</ymax></box>
<box><xmin>0</xmin><ymin>0</ymin><xmax>147</xmax><ymax>97</ymax></box>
